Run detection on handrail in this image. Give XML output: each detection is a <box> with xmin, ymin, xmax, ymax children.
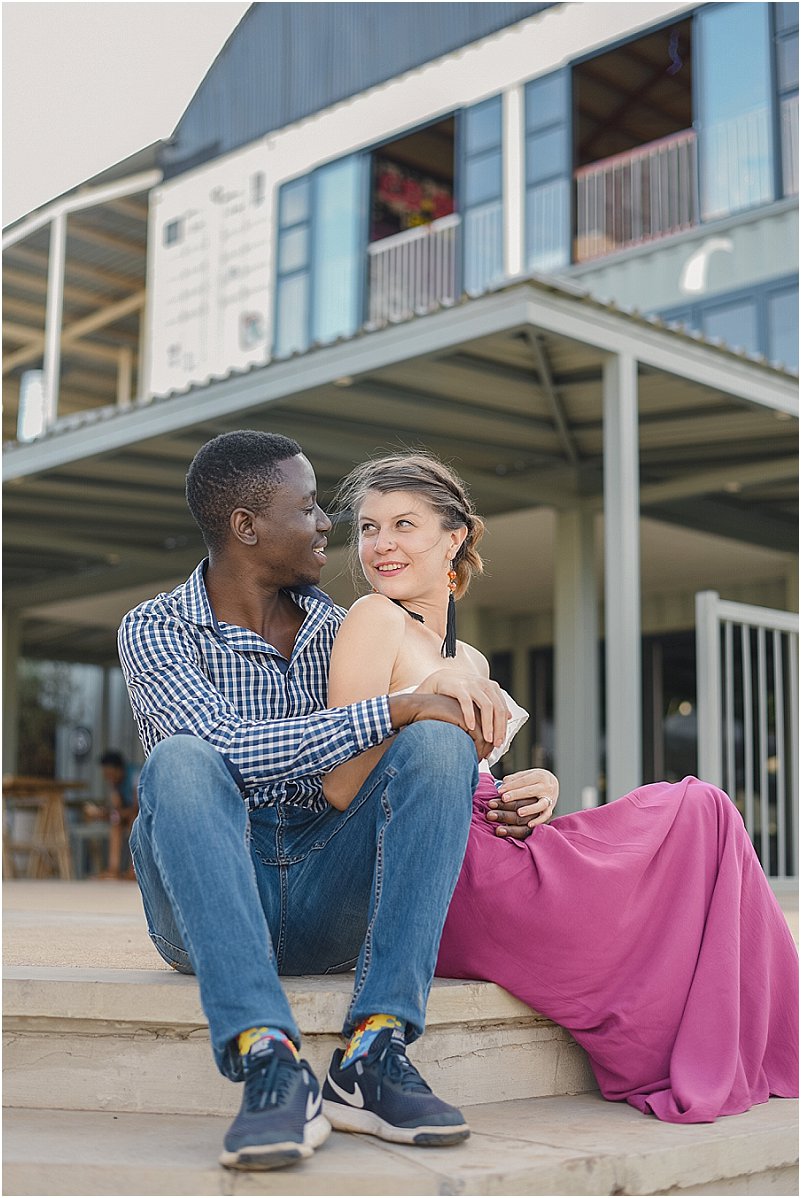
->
<box><xmin>367</xmin><ymin>212</ymin><xmax>460</xmax><ymax>255</ymax></box>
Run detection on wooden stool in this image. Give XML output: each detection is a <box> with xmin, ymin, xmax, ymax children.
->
<box><xmin>3</xmin><ymin>776</ymin><xmax>86</xmax><ymax>881</ymax></box>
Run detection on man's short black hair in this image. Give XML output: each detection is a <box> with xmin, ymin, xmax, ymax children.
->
<box><xmin>100</xmin><ymin>750</ymin><xmax>125</xmax><ymax>769</ymax></box>
<box><xmin>186</xmin><ymin>430</ymin><xmax>303</xmax><ymax>552</ymax></box>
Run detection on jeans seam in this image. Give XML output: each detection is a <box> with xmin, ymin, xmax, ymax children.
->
<box><xmin>346</xmin><ymin>787</ymin><xmax>389</xmax><ymax>1026</ymax></box>
<box><xmin>276</xmin><ymin>806</ymin><xmax>288</xmax><ymax>970</ymax></box>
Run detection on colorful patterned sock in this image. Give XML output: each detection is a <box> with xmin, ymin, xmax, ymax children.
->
<box><xmin>237</xmin><ymin>1025</ymin><xmax>300</xmax><ymax>1061</ymax></box>
<box><xmin>341</xmin><ymin>1014</ymin><xmax>404</xmax><ymax>1068</ymax></box>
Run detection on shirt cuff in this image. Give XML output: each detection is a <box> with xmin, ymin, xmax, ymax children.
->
<box><xmin>350</xmin><ymin>694</ymin><xmax>394</xmax><ymax>752</ymax></box>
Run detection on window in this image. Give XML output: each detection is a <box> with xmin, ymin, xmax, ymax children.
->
<box><xmin>774</xmin><ymin>2</ymin><xmax>799</xmax><ymax>197</ymax></box>
<box><xmin>696</xmin><ymin>3</ymin><xmax>775</xmax><ymax>219</ymax></box>
<box><xmin>659</xmin><ymin>276</ymin><xmax>798</xmax><ymax>372</ymax></box>
<box><xmin>525</xmin><ymin>71</ymin><xmax>570</xmax><ymax>272</ymax></box>
<box><xmin>766</xmin><ymin>284</ymin><xmax>799</xmax><ymax>371</ymax></box>
<box><xmin>701</xmin><ymin>298</ymin><xmax>759</xmax><ymax>355</ymax></box>
<box><xmin>274</xmin><ymin>158</ymin><xmax>365</xmax><ymax>356</ymax></box>
<box><xmin>462</xmin><ymin>96</ymin><xmax>504</xmax><ymax>295</ymax></box>
<box><xmin>274</xmin><ymin>178</ymin><xmax>311</xmax><ymax>357</ymax></box>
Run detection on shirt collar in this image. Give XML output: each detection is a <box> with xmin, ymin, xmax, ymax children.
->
<box><xmin>177</xmin><ymin>560</ymin><xmax>335</xmax><ymax>632</ymax></box>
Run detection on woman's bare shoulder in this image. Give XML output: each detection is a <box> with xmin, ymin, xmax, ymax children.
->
<box><xmin>458</xmin><ymin>641</ymin><xmax>491</xmax><ymax>678</ymax></box>
<box><xmin>339</xmin><ymin>593</ymin><xmax>406</xmax><ymax>633</ymax></box>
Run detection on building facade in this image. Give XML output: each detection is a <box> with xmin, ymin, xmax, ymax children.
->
<box><xmin>2</xmin><ymin>3</ymin><xmax>798</xmax><ymax>860</ymax></box>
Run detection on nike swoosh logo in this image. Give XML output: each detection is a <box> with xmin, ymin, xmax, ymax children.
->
<box><xmin>326</xmin><ymin>1073</ymin><xmax>365</xmax><ymax>1108</ymax></box>
<box><xmin>306</xmin><ymin>1089</ymin><xmax>323</xmax><ymax>1120</ymax></box>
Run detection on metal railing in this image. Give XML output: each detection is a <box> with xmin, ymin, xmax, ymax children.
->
<box><xmin>781</xmin><ymin>93</ymin><xmax>799</xmax><ymax>198</ymax></box>
<box><xmin>696</xmin><ymin>591</ymin><xmax>799</xmax><ymax>881</ymax></box>
<box><xmin>462</xmin><ymin>200</ymin><xmax>504</xmax><ymax>296</ymax></box>
<box><xmin>575</xmin><ymin>129</ymin><xmax>698</xmax><ymax>262</ymax></box>
<box><xmin>366</xmin><ymin>213</ymin><xmax>459</xmax><ymax>325</ymax></box>
<box><xmin>700</xmin><ymin>104</ymin><xmax>774</xmax><ymax>219</ymax></box>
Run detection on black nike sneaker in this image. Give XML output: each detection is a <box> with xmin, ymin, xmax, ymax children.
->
<box><xmin>322</xmin><ymin>1027</ymin><xmax>470</xmax><ymax>1146</ymax></box>
<box><xmin>219</xmin><ymin>1040</ymin><xmax>331</xmax><ymax>1170</ymax></box>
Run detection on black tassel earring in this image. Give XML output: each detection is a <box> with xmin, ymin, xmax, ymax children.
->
<box><xmin>443</xmin><ymin>566</ymin><xmax>457</xmax><ymax>658</ymax></box>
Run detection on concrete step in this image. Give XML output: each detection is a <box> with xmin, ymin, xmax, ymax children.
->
<box><xmin>3</xmin><ymin>966</ymin><xmax>596</xmax><ymax>1116</ymax></box>
<box><xmin>3</xmin><ymin>1094</ymin><xmax>797</xmax><ymax>1197</ymax></box>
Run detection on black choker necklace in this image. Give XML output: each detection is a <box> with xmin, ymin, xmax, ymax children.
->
<box><xmin>389</xmin><ymin>597</ymin><xmax>456</xmax><ymax>658</ymax></box>
<box><xmin>389</xmin><ymin>598</ymin><xmax>424</xmax><ymax>624</ymax></box>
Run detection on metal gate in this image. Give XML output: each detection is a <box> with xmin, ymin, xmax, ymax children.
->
<box><xmin>696</xmin><ymin>591</ymin><xmax>799</xmax><ymax>881</ymax></box>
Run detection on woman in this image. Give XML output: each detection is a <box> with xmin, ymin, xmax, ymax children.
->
<box><xmin>324</xmin><ymin>451</ymin><xmax>798</xmax><ymax>1125</ymax></box>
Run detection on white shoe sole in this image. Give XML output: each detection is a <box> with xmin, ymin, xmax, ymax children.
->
<box><xmin>219</xmin><ymin>1113</ymin><xmax>331</xmax><ymax>1170</ymax></box>
<box><xmin>323</xmin><ymin>1100</ymin><xmax>469</xmax><ymax>1146</ymax></box>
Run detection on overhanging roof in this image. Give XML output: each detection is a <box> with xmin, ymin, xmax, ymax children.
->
<box><xmin>3</xmin><ymin>276</ymin><xmax>797</xmax><ymax>662</ymax></box>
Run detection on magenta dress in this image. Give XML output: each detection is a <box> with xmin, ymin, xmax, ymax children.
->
<box><xmin>437</xmin><ymin>773</ymin><xmax>799</xmax><ymax>1123</ymax></box>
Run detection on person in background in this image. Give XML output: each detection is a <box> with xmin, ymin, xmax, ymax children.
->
<box><xmin>84</xmin><ymin>750</ymin><xmax>139</xmax><ymax>879</ymax></box>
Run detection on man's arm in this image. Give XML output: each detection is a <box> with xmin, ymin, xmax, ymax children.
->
<box><xmin>118</xmin><ymin>607</ymin><xmax>395</xmax><ymax>791</ymax></box>
<box><xmin>118</xmin><ymin>606</ymin><xmax>479</xmax><ymax>794</ymax></box>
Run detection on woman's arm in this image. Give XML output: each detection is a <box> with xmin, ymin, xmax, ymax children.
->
<box><xmin>323</xmin><ymin>595</ymin><xmax>407</xmax><ymax>810</ymax></box>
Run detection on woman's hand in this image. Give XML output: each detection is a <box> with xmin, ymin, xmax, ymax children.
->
<box><xmin>486</xmin><ymin>768</ymin><xmax>559</xmax><ymax>838</ymax></box>
<box><xmin>416</xmin><ymin>669</ymin><xmax>510</xmax><ymax>750</ymax></box>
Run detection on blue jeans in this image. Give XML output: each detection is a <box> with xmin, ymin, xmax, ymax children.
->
<box><xmin>129</xmin><ymin>722</ymin><xmax>477</xmax><ymax>1081</ymax></box>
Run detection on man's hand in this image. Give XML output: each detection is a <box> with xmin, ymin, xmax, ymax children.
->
<box><xmin>485</xmin><ymin>768</ymin><xmax>559</xmax><ymax>839</ymax></box>
<box><xmin>416</xmin><ymin>669</ymin><xmax>510</xmax><ymax>751</ymax></box>
<box><xmin>388</xmin><ymin>691</ymin><xmax>493</xmax><ymax>759</ymax></box>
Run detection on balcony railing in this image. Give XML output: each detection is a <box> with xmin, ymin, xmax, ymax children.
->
<box><xmin>367</xmin><ymin>213</ymin><xmax>460</xmax><ymax>325</ymax></box>
<box><xmin>575</xmin><ymin>129</ymin><xmax>698</xmax><ymax>263</ymax></box>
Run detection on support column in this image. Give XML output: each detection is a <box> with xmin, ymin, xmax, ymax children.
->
<box><xmin>43</xmin><ymin>213</ymin><xmax>67</xmax><ymax>429</ymax></box>
<box><xmin>603</xmin><ymin>352</ymin><xmax>642</xmax><ymax>801</ymax></box>
<box><xmin>511</xmin><ymin>630</ymin><xmax>531</xmax><ymax>772</ymax></box>
<box><xmin>503</xmin><ymin>85</ymin><xmax>524</xmax><ymax>278</ymax></box>
<box><xmin>3</xmin><ymin>610</ymin><xmax>22</xmax><ymax>774</ymax></box>
<box><xmin>554</xmin><ymin>506</ymin><xmax>600</xmax><ymax>813</ymax></box>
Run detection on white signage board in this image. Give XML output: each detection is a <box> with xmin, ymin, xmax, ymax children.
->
<box><xmin>145</xmin><ymin>140</ymin><xmax>273</xmax><ymax>398</ymax></box>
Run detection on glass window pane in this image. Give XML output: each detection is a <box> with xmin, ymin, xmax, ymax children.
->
<box><xmin>465</xmin><ymin>97</ymin><xmax>501</xmax><ymax>156</ymax></box>
<box><xmin>526</xmin><ymin>179</ymin><xmax>570</xmax><ymax>272</ymax></box>
<box><xmin>464</xmin><ymin>148</ymin><xmax>502</xmax><ymax>207</ymax></box>
<box><xmin>525</xmin><ymin>71</ymin><xmax>568</xmax><ymax>131</ymax></box>
<box><xmin>777</xmin><ymin>33</ymin><xmax>799</xmax><ymax>91</ymax></box>
<box><xmin>526</xmin><ymin>127</ymin><xmax>568</xmax><ymax>185</ymax></box>
<box><xmin>701</xmin><ymin>298</ymin><xmax>759</xmax><ymax>354</ymax></box>
<box><xmin>312</xmin><ymin>156</ymin><xmax>363</xmax><ymax>344</ymax></box>
<box><xmin>698</xmin><ymin>3</ymin><xmax>774</xmax><ymax>218</ymax></box>
<box><xmin>280</xmin><ymin>177</ymin><xmax>310</xmax><ymax>228</ymax></box>
<box><xmin>774</xmin><ymin>3</ymin><xmax>799</xmax><ymax>35</ymax></box>
<box><xmin>278</xmin><ymin>225</ymin><xmax>308</xmax><ymax>275</ymax></box>
<box><xmin>274</xmin><ymin>272</ymin><xmax>309</xmax><ymax>357</ymax></box>
<box><xmin>767</xmin><ymin>285</ymin><xmax>799</xmax><ymax>370</ymax></box>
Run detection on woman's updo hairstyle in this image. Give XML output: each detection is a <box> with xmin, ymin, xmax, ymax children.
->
<box><xmin>334</xmin><ymin>452</ymin><xmax>485</xmax><ymax>599</ymax></box>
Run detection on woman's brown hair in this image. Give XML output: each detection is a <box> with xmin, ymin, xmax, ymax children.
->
<box><xmin>334</xmin><ymin>452</ymin><xmax>484</xmax><ymax>599</ymax></box>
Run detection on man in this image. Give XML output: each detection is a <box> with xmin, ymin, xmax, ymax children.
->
<box><xmin>119</xmin><ymin>430</ymin><xmax>517</xmax><ymax>1172</ymax></box>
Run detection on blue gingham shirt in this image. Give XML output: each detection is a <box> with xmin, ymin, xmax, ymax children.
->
<box><xmin>117</xmin><ymin>561</ymin><xmax>393</xmax><ymax>813</ymax></box>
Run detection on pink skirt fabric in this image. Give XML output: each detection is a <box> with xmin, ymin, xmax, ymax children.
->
<box><xmin>436</xmin><ymin>774</ymin><xmax>799</xmax><ymax>1123</ymax></box>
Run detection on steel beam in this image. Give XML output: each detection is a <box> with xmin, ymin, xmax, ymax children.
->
<box><xmin>523</xmin><ymin>330</ymin><xmax>579</xmax><ymax>465</ymax></box>
<box><xmin>603</xmin><ymin>352</ymin><xmax>642</xmax><ymax>801</ymax></box>
<box><xmin>42</xmin><ymin>214</ymin><xmax>67</xmax><ymax>429</ymax></box>
<box><xmin>2</xmin><ymin>169</ymin><xmax>161</xmax><ymax>250</ymax></box>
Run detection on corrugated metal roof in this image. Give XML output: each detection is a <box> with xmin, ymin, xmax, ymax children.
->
<box><xmin>162</xmin><ymin>2</ymin><xmax>555</xmax><ymax>178</ymax></box>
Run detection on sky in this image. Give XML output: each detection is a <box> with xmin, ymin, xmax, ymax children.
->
<box><xmin>2</xmin><ymin>1</ymin><xmax>251</xmax><ymax>226</ymax></box>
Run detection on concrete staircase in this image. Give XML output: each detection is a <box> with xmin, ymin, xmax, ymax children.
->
<box><xmin>3</xmin><ymin>880</ymin><xmax>798</xmax><ymax>1196</ymax></box>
